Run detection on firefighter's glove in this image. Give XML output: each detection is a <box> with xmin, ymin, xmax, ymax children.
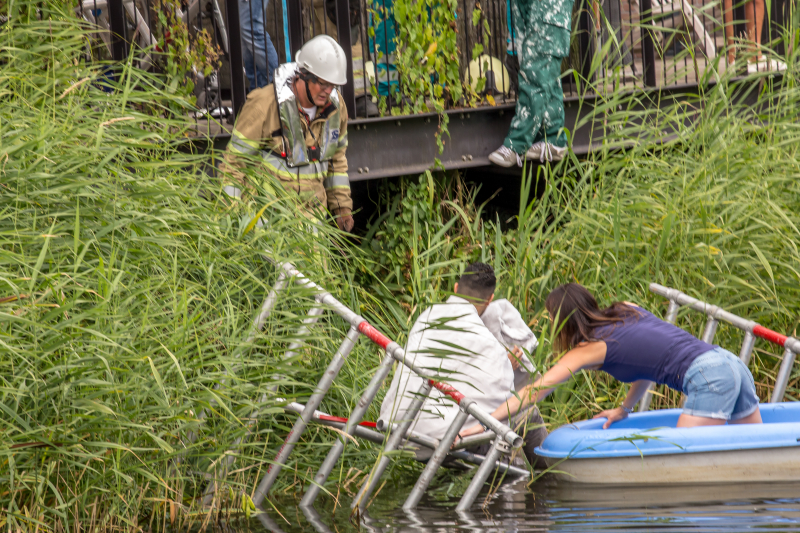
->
<box><xmin>334</xmin><ymin>208</ymin><xmax>354</xmax><ymax>232</ymax></box>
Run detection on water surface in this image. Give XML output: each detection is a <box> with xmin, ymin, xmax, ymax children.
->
<box><xmin>255</xmin><ymin>480</ymin><xmax>800</xmax><ymax>532</ymax></box>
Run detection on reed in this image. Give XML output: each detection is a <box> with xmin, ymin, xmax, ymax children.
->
<box><xmin>0</xmin><ymin>6</ymin><xmax>386</xmax><ymax>529</ymax></box>
<box><xmin>499</xmin><ymin>46</ymin><xmax>800</xmax><ymax>425</ymax></box>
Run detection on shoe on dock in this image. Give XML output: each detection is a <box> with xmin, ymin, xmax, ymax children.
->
<box><xmin>747</xmin><ymin>57</ymin><xmax>788</xmax><ymax>74</ymax></box>
<box><xmin>525</xmin><ymin>141</ymin><xmax>567</xmax><ymax>162</ymax></box>
<box><xmin>760</xmin><ymin>58</ymin><xmax>787</xmax><ymax>72</ymax></box>
<box><xmin>488</xmin><ymin>146</ymin><xmax>522</xmax><ymax>167</ymax></box>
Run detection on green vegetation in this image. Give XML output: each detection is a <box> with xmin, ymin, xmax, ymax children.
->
<box><xmin>0</xmin><ymin>5</ymin><xmax>369</xmax><ymax>529</ymax></box>
<box><xmin>2</xmin><ymin>1</ymin><xmax>799</xmax><ymax>530</ymax></box>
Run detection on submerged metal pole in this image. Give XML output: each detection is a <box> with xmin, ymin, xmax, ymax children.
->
<box><xmin>255</xmin><ymin>511</ymin><xmax>288</xmax><ymax>533</ymax></box>
<box><xmin>403</xmin><ymin>410</ymin><xmax>470</xmax><ymax>510</ymax></box>
<box><xmin>450</xmin><ymin>450</ymin><xmax>529</xmax><ymax>477</ymax></box>
<box><xmin>253</xmin><ymin>326</ymin><xmax>361</xmax><ymax>506</ymax></box>
<box><xmin>353</xmin><ymin>380</ymin><xmax>433</xmax><ymax>511</ymax></box>
<box><xmin>301</xmin><ymin>505</ymin><xmax>333</xmax><ymax>533</ymax></box>
<box><xmin>770</xmin><ymin>347</ymin><xmax>796</xmax><ymax>403</ymax></box>
<box><xmin>455</xmin><ymin>437</ymin><xmax>510</xmax><ymax>512</ymax></box>
<box><xmin>282</xmin><ymin>401</ymin><xmax>527</xmax><ymax>478</ymax></box>
<box><xmin>300</xmin><ymin>351</ymin><xmax>396</xmax><ymax>507</ymax></box>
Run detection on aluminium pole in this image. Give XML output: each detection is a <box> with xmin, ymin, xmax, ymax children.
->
<box><xmin>701</xmin><ymin>314</ymin><xmax>720</xmax><ymax>343</ymax></box>
<box><xmin>739</xmin><ymin>332</ymin><xmax>756</xmax><ymax>365</ymax></box>
<box><xmin>202</xmin><ymin>303</ymin><xmax>324</xmax><ymax>504</ymax></box>
<box><xmin>300</xmin><ymin>351</ymin><xmax>396</xmax><ymax>507</ymax></box>
<box><xmin>382</xmin><ymin>347</ymin><xmax>523</xmax><ymax>449</ymax></box>
<box><xmin>185</xmin><ymin>272</ymin><xmax>288</xmax><ymax>450</ymax></box>
<box><xmin>253</xmin><ymin>326</ymin><xmax>362</xmax><ymax>506</ymax></box>
<box><xmin>770</xmin><ymin>347</ymin><xmax>796</xmax><ymax>403</ymax></box>
<box><xmin>402</xmin><ymin>410</ymin><xmax>470</xmax><ymax>510</ymax></box>
<box><xmin>282</xmin><ymin>401</ymin><xmax>527</xmax><ymax>478</ymax></box>
<box><xmin>301</xmin><ymin>505</ymin><xmax>333</xmax><ymax>533</ymax></box>
<box><xmin>455</xmin><ymin>437</ymin><xmax>510</xmax><ymax>512</ymax></box>
<box><xmin>255</xmin><ymin>511</ymin><xmax>288</xmax><ymax>533</ymax></box>
<box><xmin>352</xmin><ymin>380</ymin><xmax>433</xmax><ymax>511</ymax></box>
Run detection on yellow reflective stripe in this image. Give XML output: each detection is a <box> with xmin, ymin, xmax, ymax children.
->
<box><xmin>229</xmin><ymin>128</ymin><xmax>260</xmax><ymax>155</ymax></box>
<box><xmin>261</xmin><ymin>152</ymin><xmax>326</xmax><ymax>181</ymax></box>
<box><xmin>324</xmin><ymin>174</ymin><xmax>350</xmax><ymax>189</ymax></box>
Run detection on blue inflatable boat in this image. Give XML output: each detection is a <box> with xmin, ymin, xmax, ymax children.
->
<box><xmin>534</xmin><ymin>402</ymin><xmax>800</xmax><ymax>484</ymax></box>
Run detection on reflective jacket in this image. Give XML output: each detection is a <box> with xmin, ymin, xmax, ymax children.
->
<box><xmin>222</xmin><ymin>62</ymin><xmax>352</xmax><ymax>214</ymax></box>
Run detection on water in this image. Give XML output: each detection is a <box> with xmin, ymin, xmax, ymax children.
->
<box><xmin>254</xmin><ymin>480</ymin><xmax>800</xmax><ymax>532</ymax></box>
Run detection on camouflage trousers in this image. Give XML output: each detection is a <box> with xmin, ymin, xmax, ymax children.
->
<box><xmin>503</xmin><ymin>54</ymin><xmax>567</xmax><ymax>154</ymax></box>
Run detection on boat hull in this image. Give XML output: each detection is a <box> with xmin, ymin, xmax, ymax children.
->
<box><xmin>536</xmin><ymin>403</ymin><xmax>800</xmax><ymax>484</ymax></box>
<box><xmin>546</xmin><ymin>446</ymin><xmax>800</xmax><ymax>484</ymax></box>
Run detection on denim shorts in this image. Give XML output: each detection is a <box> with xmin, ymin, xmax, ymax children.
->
<box><xmin>682</xmin><ymin>347</ymin><xmax>760</xmax><ymax>420</ymax></box>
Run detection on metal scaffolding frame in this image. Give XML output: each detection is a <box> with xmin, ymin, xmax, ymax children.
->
<box><xmin>197</xmin><ymin>257</ymin><xmax>528</xmax><ymax>513</ymax></box>
<box><xmin>639</xmin><ymin>283</ymin><xmax>800</xmax><ymax>411</ymax></box>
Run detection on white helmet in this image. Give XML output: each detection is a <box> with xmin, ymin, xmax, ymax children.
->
<box><xmin>295</xmin><ymin>35</ymin><xmax>348</xmax><ymax>86</ymax></box>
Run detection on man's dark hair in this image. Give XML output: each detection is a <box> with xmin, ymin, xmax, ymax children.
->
<box><xmin>456</xmin><ymin>262</ymin><xmax>496</xmax><ymax>302</ymax></box>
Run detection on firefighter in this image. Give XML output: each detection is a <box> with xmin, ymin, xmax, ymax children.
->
<box><xmin>222</xmin><ymin>35</ymin><xmax>354</xmax><ymax>232</ymax></box>
<box><xmin>488</xmin><ymin>0</ymin><xmax>573</xmax><ymax>167</ymax></box>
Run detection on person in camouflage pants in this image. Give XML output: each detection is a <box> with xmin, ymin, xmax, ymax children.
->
<box><xmin>488</xmin><ymin>0</ymin><xmax>574</xmax><ymax>167</ymax></box>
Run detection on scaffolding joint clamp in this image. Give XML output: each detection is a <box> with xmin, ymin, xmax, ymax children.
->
<box><xmin>459</xmin><ymin>397</ymin><xmax>478</xmax><ymax>415</ymax></box>
<box><xmin>494</xmin><ymin>439</ymin><xmax>512</xmax><ymax>455</ymax></box>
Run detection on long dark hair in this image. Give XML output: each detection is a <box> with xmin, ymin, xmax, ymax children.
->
<box><xmin>545</xmin><ymin>283</ymin><xmax>639</xmax><ymax>352</ymax></box>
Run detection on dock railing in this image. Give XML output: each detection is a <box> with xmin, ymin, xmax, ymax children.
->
<box><xmin>642</xmin><ymin>283</ymin><xmax>800</xmax><ymax>411</ymax></box>
<box><xmin>195</xmin><ymin>256</ymin><xmax>527</xmax><ymax>512</ymax></box>
<box><xmin>82</xmin><ymin>0</ymin><xmax>794</xmax><ymax>127</ymax></box>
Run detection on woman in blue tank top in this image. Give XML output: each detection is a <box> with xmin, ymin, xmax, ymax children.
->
<box><xmin>460</xmin><ymin>283</ymin><xmax>761</xmax><ymax>436</ymax></box>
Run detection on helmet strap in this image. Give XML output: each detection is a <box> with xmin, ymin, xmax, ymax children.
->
<box><xmin>298</xmin><ymin>70</ymin><xmax>317</xmax><ymax>108</ymax></box>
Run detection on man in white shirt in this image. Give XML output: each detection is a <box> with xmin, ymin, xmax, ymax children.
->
<box><xmin>378</xmin><ymin>262</ymin><xmax>547</xmax><ymax>466</ymax></box>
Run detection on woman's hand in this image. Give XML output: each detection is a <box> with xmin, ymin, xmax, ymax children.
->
<box><xmin>507</xmin><ymin>345</ymin><xmax>523</xmax><ymax>370</ymax></box>
<box><xmin>593</xmin><ymin>406</ymin><xmax>629</xmax><ymax>429</ymax></box>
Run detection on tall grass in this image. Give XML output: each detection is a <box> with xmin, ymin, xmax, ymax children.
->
<box><xmin>2</xmin><ymin>0</ymin><xmax>800</xmax><ymax>529</ymax></box>
<box><xmin>0</xmin><ymin>5</ymin><xmax>392</xmax><ymax>529</ymax></box>
<box><xmin>360</xmin><ymin>48</ymin><xmax>800</xmax><ymax>428</ymax></box>
<box><xmin>502</xmin><ymin>48</ymin><xmax>800</xmax><ymax>423</ymax></box>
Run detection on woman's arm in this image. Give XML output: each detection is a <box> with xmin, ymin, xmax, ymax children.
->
<box><xmin>592</xmin><ymin>379</ymin><xmax>652</xmax><ymax>429</ymax></box>
<box><xmin>458</xmin><ymin>341</ymin><xmax>607</xmax><ymax>437</ymax></box>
